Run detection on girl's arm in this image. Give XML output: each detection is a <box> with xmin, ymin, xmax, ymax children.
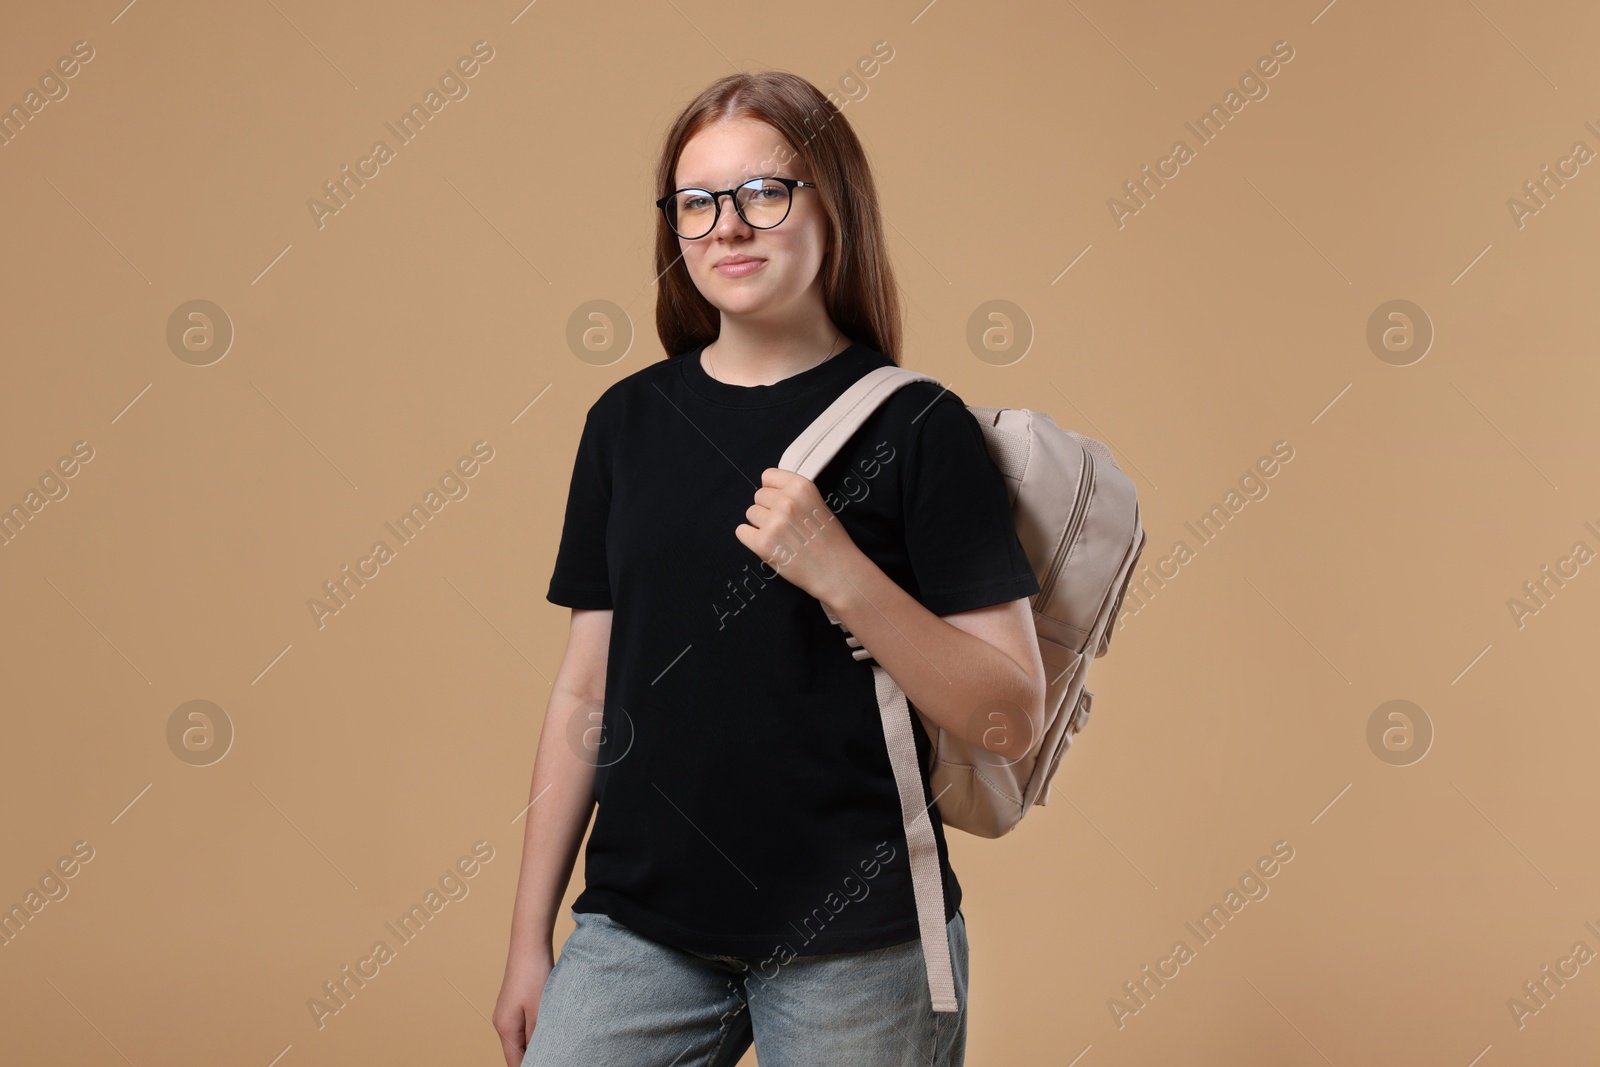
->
<box><xmin>819</xmin><ymin>557</ymin><xmax>1046</xmax><ymax>761</ymax></box>
<box><xmin>501</xmin><ymin>607</ymin><xmax>610</xmax><ymax>966</ymax></box>
<box><xmin>737</xmin><ymin>468</ymin><xmax>1047</xmax><ymax>760</ymax></box>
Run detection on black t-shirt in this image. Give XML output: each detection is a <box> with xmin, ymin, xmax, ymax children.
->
<box><xmin>546</xmin><ymin>338</ymin><xmax>1040</xmax><ymax>960</ymax></box>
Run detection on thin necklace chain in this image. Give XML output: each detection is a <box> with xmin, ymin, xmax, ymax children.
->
<box><xmin>705</xmin><ymin>328</ymin><xmax>844</xmax><ymax>385</ymax></box>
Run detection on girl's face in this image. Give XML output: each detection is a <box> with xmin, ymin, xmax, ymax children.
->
<box><xmin>672</xmin><ymin>118</ymin><xmax>830</xmax><ymax>320</ymax></box>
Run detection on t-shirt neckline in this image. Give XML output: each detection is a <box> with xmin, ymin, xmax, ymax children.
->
<box><xmin>678</xmin><ymin>339</ymin><xmax>872</xmax><ymax>408</ymax></box>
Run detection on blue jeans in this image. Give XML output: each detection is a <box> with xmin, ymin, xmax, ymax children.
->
<box><xmin>520</xmin><ymin>908</ymin><xmax>969</xmax><ymax>1066</ymax></box>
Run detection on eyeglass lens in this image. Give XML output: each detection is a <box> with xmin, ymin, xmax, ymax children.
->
<box><xmin>666</xmin><ymin>179</ymin><xmax>794</xmax><ymax>238</ymax></box>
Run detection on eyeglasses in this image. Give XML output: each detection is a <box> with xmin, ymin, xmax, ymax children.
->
<box><xmin>655</xmin><ymin>176</ymin><xmax>819</xmax><ymax>240</ymax></box>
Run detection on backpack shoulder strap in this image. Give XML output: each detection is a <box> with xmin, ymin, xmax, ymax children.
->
<box><xmin>779</xmin><ymin>365</ymin><xmax>943</xmax><ymax>481</ymax></box>
<box><xmin>780</xmin><ymin>362</ymin><xmax>965</xmax><ymax>1013</ymax></box>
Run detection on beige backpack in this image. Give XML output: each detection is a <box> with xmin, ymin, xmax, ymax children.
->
<box><xmin>779</xmin><ymin>365</ymin><xmax>1147</xmax><ymax>1012</ymax></box>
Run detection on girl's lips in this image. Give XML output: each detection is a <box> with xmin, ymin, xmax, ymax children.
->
<box><xmin>714</xmin><ymin>258</ymin><xmax>766</xmax><ymax>277</ymax></box>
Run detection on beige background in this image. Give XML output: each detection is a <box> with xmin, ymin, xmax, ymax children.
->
<box><xmin>2</xmin><ymin>0</ymin><xmax>1597</xmax><ymax>1064</ymax></box>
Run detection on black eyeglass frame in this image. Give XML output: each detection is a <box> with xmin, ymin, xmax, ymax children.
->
<box><xmin>655</xmin><ymin>176</ymin><xmax>820</xmax><ymax>239</ymax></box>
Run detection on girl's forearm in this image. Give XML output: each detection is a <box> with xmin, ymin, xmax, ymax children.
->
<box><xmin>504</xmin><ymin>688</ymin><xmax>598</xmax><ymax>964</ymax></box>
<box><xmin>816</xmin><ymin>545</ymin><xmax>1042</xmax><ymax>759</ymax></box>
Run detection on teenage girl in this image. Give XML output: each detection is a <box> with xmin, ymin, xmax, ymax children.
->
<box><xmin>494</xmin><ymin>70</ymin><xmax>1046</xmax><ymax>1067</ymax></box>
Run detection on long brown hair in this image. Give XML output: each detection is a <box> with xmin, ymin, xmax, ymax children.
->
<box><xmin>652</xmin><ymin>71</ymin><xmax>902</xmax><ymax>365</ymax></box>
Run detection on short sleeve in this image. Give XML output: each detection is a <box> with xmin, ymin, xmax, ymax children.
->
<box><xmin>546</xmin><ymin>400</ymin><xmax>614</xmax><ymax>609</ymax></box>
<box><xmin>902</xmin><ymin>395</ymin><xmax>1040</xmax><ymax>616</ymax></box>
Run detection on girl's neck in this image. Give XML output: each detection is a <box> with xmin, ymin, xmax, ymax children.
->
<box><xmin>702</xmin><ymin>323</ymin><xmax>849</xmax><ymax>387</ymax></box>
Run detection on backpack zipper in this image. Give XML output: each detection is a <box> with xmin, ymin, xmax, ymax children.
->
<box><xmin>1032</xmin><ymin>447</ymin><xmax>1094</xmax><ymax>611</ymax></box>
